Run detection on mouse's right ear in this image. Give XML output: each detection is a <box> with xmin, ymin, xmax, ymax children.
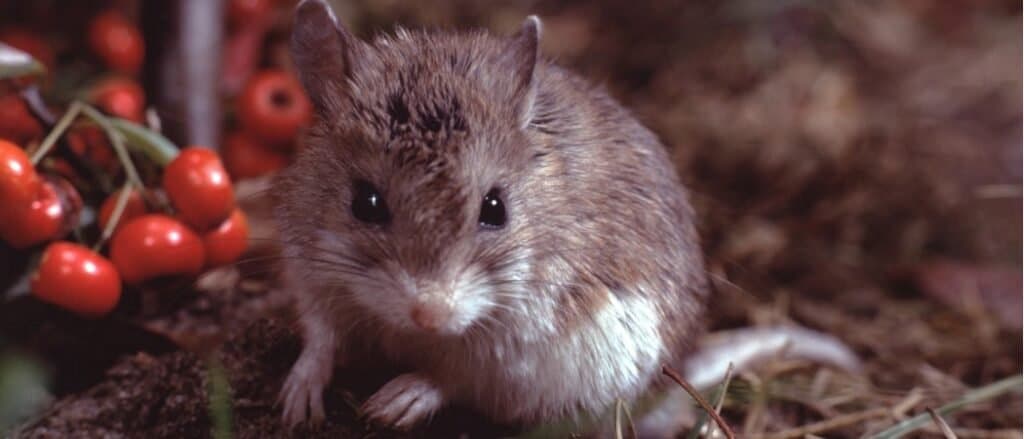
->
<box><xmin>509</xmin><ymin>16</ymin><xmax>541</xmax><ymax>130</ymax></box>
<box><xmin>290</xmin><ymin>0</ymin><xmax>360</xmax><ymax>112</ymax></box>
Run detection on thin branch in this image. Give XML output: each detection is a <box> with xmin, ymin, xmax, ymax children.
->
<box><xmin>662</xmin><ymin>364</ymin><xmax>736</xmax><ymax>439</ymax></box>
<box><xmin>713</xmin><ymin>362</ymin><xmax>735</xmax><ymax>413</ymax></box>
<box><xmin>31</xmin><ymin>101</ymin><xmax>82</xmax><ymax>164</ymax></box>
<box><xmin>869</xmin><ymin>374</ymin><xmax>1022</xmax><ymax>439</ymax></box>
<box><xmin>945</xmin><ymin>428</ymin><xmax>1024</xmax><ymax>439</ymax></box>
<box><xmin>20</xmin><ymin>88</ymin><xmax>106</xmax><ymax>189</ymax></box>
<box><xmin>615</xmin><ymin>399</ymin><xmax>624</xmax><ymax>439</ymax></box>
<box><xmin>927</xmin><ymin>408</ymin><xmax>958</xmax><ymax>439</ymax></box>
<box><xmin>19</xmin><ymin>85</ymin><xmax>56</xmax><ymax>125</ymax></box>
<box><xmin>613</xmin><ymin>398</ymin><xmax>637</xmax><ymax>439</ymax></box>
<box><xmin>690</xmin><ymin>362</ymin><xmax>736</xmax><ymax>439</ymax></box>
<box><xmin>94</xmin><ymin>183</ymin><xmax>133</xmax><ymax>251</ymax></box>
<box><xmin>750</xmin><ymin>407</ymin><xmax>891</xmax><ymax>439</ymax></box>
<box><xmin>80</xmin><ymin>104</ymin><xmax>146</xmax><ymax>191</ymax></box>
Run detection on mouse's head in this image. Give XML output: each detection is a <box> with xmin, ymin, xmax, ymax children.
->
<box><xmin>279</xmin><ymin>0</ymin><xmax>546</xmax><ymax>337</ymax></box>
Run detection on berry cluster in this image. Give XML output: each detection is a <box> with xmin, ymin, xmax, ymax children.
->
<box><xmin>0</xmin><ymin>0</ymin><xmax>309</xmax><ymax>318</ymax></box>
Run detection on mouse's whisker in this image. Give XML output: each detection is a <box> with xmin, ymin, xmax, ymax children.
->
<box><xmin>472</xmin><ymin>311</ymin><xmax>511</xmax><ymax>341</ymax></box>
<box><xmin>233</xmin><ymin>253</ymin><xmax>367</xmax><ymax>271</ymax></box>
<box><xmin>488</xmin><ymin>291</ymin><xmax>540</xmax><ymax>304</ymax></box>
<box><xmin>488</xmin><ymin>279</ymin><xmax>593</xmax><ymax>293</ymax></box>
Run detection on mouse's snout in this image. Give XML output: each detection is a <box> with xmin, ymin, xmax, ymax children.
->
<box><xmin>409</xmin><ymin>295</ymin><xmax>454</xmax><ymax>332</ymax></box>
<box><xmin>349</xmin><ymin>261</ymin><xmax>496</xmax><ymax>337</ymax></box>
<box><xmin>400</xmin><ymin>273</ymin><xmax>490</xmax><ymax>336</ymax></box>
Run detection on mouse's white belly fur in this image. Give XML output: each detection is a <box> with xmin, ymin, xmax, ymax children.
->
<box><xmin>375</xmin><ymin>290</ymin><xmax>667</xmax><ymax>423</ymax></box>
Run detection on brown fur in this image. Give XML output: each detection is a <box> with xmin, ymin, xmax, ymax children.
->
<box><xmin>275</xmin><ymin>0</ymin><xmax>708</xmax><ymax>432</ymax></box>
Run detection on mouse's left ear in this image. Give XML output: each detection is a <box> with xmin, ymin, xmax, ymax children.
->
<box><xmin>508</xmin><ymin>16</ymin><xmax>541</xmax><ymax>129</ymax></box>
<box><xmin>290</xmin><ymin>0</ymin><xmax>363</xmax><ymax>112</ymax></box>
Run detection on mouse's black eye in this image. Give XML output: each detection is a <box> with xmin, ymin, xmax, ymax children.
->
<box><xmin>479</xmin><ymin>188</ymin><xmax>506</xmax><ymax>229</ymax></box>
<box><xmin>351</xmin><ymin>180</ymin><xmax>390</xmax><ymax>225</ymax></box>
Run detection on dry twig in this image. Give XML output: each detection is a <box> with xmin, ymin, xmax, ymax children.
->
<box><xmin>750</xmin><ymin>407</ymin><xmax>891</xmax><ymax>439</ymax></box>
<box><xmin>869</xmin><ymin>374</ymin><xmax>1022</xmax><ymax>439</ymax></box>
<box><xmin>662</xmin><ymin>364</ymin><xmax>736</xmax><ymax>439</ymax></box>
<box><xmin>927</xmin><ymin>408</ymin><xmax>958</xmax><ymax>439</ymax></box>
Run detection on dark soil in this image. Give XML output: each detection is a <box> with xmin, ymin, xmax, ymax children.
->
<box><xmin>13</xmin><ymin>317</ymin><xmax>520</xmax><ymax>439</ymax></box>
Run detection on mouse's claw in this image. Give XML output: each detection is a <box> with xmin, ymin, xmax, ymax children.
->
<box><xmin>279</xmin><ymin>352</ymin><xmax>331</xmax><ymax>426</ymax></box>
<box><xmin>362</xmin><ymin>373</ymin><xmax>444</xmax><ymax>430</ymax></box>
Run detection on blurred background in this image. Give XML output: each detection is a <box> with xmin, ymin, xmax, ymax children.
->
<box><xmin>0</xmin><ymin>0</ymin><xmax>1020</xmax><ymax>436</ymax></box>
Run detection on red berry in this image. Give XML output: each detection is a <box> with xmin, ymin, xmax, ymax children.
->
<box><xmin>49</xmin><ymin>158</ymin><xmax>78</xmax><ymax>182</ymax></box>
<box><xmin>203</xmin><ymin>208</ymin><xmax>249</xmax><ymax>267</ymax></box>
<box><xmin>47</xmin><ymin>175</ymin><xmax>84</xmax><ymax>230</ymax></box>
<box><xmin>67</xmin><ymin>125</ymin><xmax>119</xmax><ymax>172</ymax></box>
<box><xmin>228</xmin><ymin>0</ymin><xmax>273</xmax><ymax>27</ymax></box>
<box><xmin>32</xmin><ymin>242</ymin><xmax>121</xmax><ymax>317</ymax></box>
<box><xmin>98</xmin><ymin>189</ymin><xmax>147</xmax><ymax>232</ymax></box>
<box><xmin>222</xmin><ymin>131</ymin><xmax>289</xmax><ymax>179</ymax></box>
<box><xmin>163</xmin><ymin>147</ymin><xmax>235</xmax><ymax>230</ymax></box>
<box><xmin>0</xmin><ymin>178</ymin><xmax>80</xmax><ymax>249</ymax></box>
<box><xmin>0</xmin><ymin>142</ymin><xmax>83</xmax><ymax>249</ymax></box>
<box><xmin>110</xmin><ymin>214</ymin><xmax>206</xmax><ymax>284</ymax></box>
<box><xmin>88</xmin><ymin>11</ymin><xmax>145</xmax><ymax>75</ymax></box>
<box><xmin>237</xmin><ymin>71</ymin><xmax>312</xmax><ymax>145</ymax></box>
<box><xmin>221</xmin><ymin>22</ymin><xmax>267</xmax><ymax>96</ymax></box>
<box><xmin>0</xmin><ymin>94</ymin><xmax>44</xmax><ymax>145</ymax></box>
<box><xmin>0</xmin><ymin>139</ymin><xmax>42</xmax><ymax>208</ymax></box>
<box><xmin>90</xmin><ymin>78</ymin><xmax>145</xmax><ymax>123</ymax></box>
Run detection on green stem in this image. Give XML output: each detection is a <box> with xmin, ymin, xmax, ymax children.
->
<box><xmin>869</xmin><ymin>374</ymin><xmax>1023</xmax><ymax>439</ymax></box>
<box><xmin>79</xmin><ymin>104</ymin><xmax>145</xmax><ymax>191</ymax></box>
<box><xmin>713</xmin><ymin>363</ymin><xmax>735</xmax><ymax>413</ymax></box>
<box><xmin>206</xmin><ymin>356</ymin><xmax>234</xmax><ymax>439</ymax></box>
<box><xmin>94</xmin><ymin>184</ymin><xmax>133</xmax><ymax>251</ymax></box>
<box><xmin>30</xmin><ymin>102</ymin><xmax>82</xmax><ymax>165</ymax></box>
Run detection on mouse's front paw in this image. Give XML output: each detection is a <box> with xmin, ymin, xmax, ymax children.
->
<box><xmin>279</xmin><ymin>355</ymin><xmax>332</xmax><ymax>426</ymax></box>
<box><xmin>362</xmin><ymin>373</ymin><xmax>444</xmax><ymax>430</ymax></box>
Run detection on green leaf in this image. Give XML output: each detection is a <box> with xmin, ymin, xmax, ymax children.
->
<box><xmin>0</xmin><ymin>43</ymin><xmax>45</xmax><ymax>80</ymax></box>
<box><xmin>109</xmin><ymin>118</ymin><xmax>180</xmax><ymax>167</ymax></box>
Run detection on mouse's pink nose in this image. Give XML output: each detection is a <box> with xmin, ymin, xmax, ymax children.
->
<box><xmin>410</xmin><ymin>299</ymin><xmax>452</xmax><ymax>332</ymax></box>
